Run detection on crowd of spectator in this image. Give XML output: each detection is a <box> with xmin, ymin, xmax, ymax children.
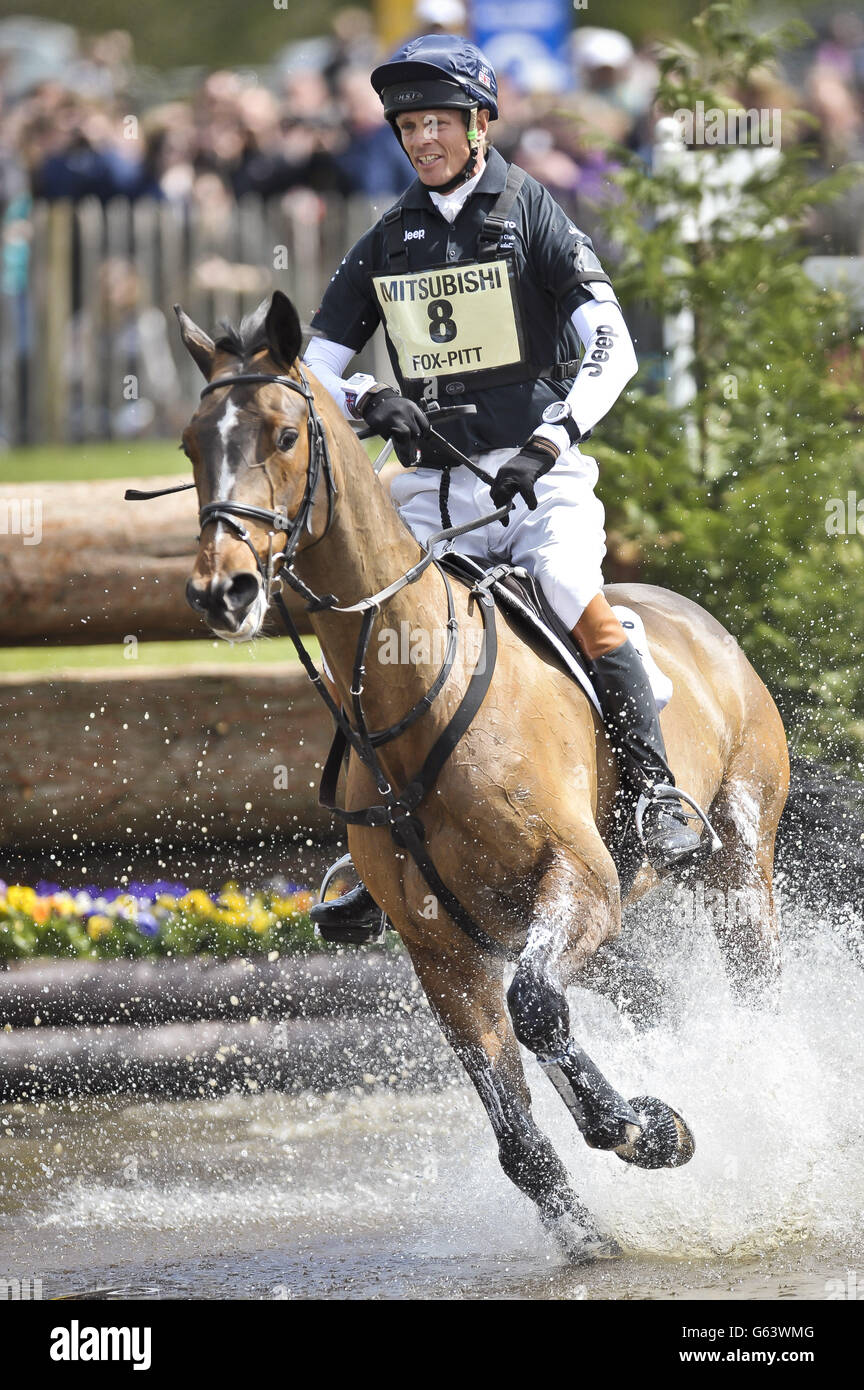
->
<box><xmin>1</xmin><ymin>4</ymin><xmax>862</xmax><ymax>223</ymax></box>
<box><xmin>1</xmin><ymin>3</ymin><xmax>863</xmax><ymax>444</ymax></box>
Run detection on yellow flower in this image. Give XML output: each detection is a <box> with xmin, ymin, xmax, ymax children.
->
<box><xmin>6</xmin><ymin>885</ymin><xmax>37</xmax><ymax>914</ymax></box>
<box><xmin>272</xmin><ymin>891</ymin><xmax>313</xmax><ymax>916</ymax></box>
<box><xmin>248</xmin><ymin>904</ymin><xmax>274</xmax><ymax>934</ymax></box>
<box><xmin>215</xmin><ymin>908</ymin><xmax>246</xmax><ymax>928</ymax></box>
<box><xmin>218</xmin><ymin>886</ymin><xmax>246</xmax><ymax>912</ymax></box>
<box><xmin>87</xmin><ymin>915</ymin><xmax>114</xmax><ymax>940</ymax></box>
<box><xmin>156</xmin><ymin>894</ymin><xmax>178</xmax><ymax>909</ymax></box>
<box><xmin>180</xmin><ymin>890</ymin><xmax>216</xmax><ymax>915</ymax></box>
<box><xmin>114</xmin><ymin>894</ymin><xmax>138</xmax><ymax>919</ymax></box>
<box><xmin>48</xmin><ymin>893</ymin><xmax>77</xmax><ymax>918</ymax></box>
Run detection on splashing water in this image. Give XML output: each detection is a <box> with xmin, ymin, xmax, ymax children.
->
<box><xmin>0</xmin><ymin>893</ymin><xmax>861</xmax><ymax>1297</ymax></box>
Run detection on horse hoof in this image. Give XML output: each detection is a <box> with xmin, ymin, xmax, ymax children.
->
<box><xmin>614</xmin><ymin>1095</ymin><xmax>695</xmax><ymax>1169</ymax></box>
<box><xmin>543</xmin><ymin>1210</ymin><xmax>623</xmax><ymax>1265</ymax></box>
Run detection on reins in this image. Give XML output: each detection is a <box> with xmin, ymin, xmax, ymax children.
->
<box><xmin>126</xmin><ymin>365</ymin><xmax>517</xmax><ymax>959</ymax></box>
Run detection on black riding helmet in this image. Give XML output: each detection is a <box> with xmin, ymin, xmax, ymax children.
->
<box><xmin>370</xmin><ymin>34</ymin><xmax>499</xmax><ymax>193</ymax></box>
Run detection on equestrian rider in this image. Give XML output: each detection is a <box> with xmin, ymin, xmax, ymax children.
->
<box><xmin>302</xmin><ymin>35</ymin><xmax>703</xmax><ymax>942</ymax></box>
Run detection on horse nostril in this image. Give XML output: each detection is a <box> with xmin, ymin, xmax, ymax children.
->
<box><xmin>221</xmin><ymin>571</ymin><xmax>261</xmax><ymax>613</ymax></box>
<box><xmin>186</xmin><ymin>578</ymin><xmax>210</xmax><ymax>613</ymax></box>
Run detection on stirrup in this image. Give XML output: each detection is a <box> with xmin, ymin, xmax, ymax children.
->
<box><xmin>317</xmin><ymin>852</ymin><xmax>356</xmax><ymax>903</ymax></box>
<box><xmin>634</xmin><ymin>784</ymin><xmax>722</xmax><ymax>857</ymax></box>
<box><xmin>314</xmin><ymin>854</ymin><xmax>387</xmax><ymax>944</ymax></box>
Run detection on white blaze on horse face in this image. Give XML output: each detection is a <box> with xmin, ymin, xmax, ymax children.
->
<box><xmin>212</xmin><ymin>399</ymin><xmax>242</xmax><ymax>539</ymax></box>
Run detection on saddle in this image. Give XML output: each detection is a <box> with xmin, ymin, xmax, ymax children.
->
<box><xmin>438</xmin><ymin>553</ymin><xmax>672</xmax><ymax>715</ymax></box>
<box><xmin>438</xmin><ymin>553</ymin><xmax>601</xmax><ymax>711</ymax></box>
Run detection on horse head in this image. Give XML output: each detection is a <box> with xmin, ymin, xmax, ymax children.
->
<box><xmin>178</xmin><ymin>291</ymin><xmax>332</xmax><ymax>641</ymax></box>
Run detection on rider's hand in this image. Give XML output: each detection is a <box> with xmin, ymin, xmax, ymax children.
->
<box><xmin>489</xmin><ymin>438</ymin><xmax>559</xmax><ymax>519</ymax></box>
<box><xmin>359</xmin><ymin>385</ymin><xmax>430</xmax><ymax>466</ymax></box>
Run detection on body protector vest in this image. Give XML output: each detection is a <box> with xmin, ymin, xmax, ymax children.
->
<box><xmin>372</xmin><ymin>165</ymin><xmax>612</xmax><ymax>403</ymax></box>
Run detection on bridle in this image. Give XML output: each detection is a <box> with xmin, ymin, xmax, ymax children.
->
<box><xmin>126</xmin><ymin>365</ymin><xmax>337</xmax><ymax>602</ymax></box>
<box><xmin>198</xmin><ymin>366</ymin><xmax>338</xmax><ymax>600</ymax></box>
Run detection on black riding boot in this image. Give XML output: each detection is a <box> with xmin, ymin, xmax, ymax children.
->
<box><xmin>309</xmin><ymin>877</ymin><xmax>386</xmax><ymax>945</ymax></box>
<box><xmin>587</xmin><ymin>639</ymin><xmax>703</xmax><ymax>873</ymax></box>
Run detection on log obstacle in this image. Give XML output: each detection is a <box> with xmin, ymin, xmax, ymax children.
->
<box><xmin>0</xmin><ymin>663</ymin><xmax>336</xmax><ymax>849</ymax></box>
<box><xmin>0</xmin><ymin>954</ymin><xmax>456</xmax><ymax>1101</ymax></box>
<box><xmin>0</xmin><ymin>475</ymin><xmax>312</xmax><ymax>645</ymax></box>
<box><xmin>0</xmin><ymin>953</ymin><xmax>417</xmax><ymax>1029</ymax></box>
<box><xmin>0</xmin><ymin>1014</ymin><xmax>455</xmax><ymax>1101</ymax></box>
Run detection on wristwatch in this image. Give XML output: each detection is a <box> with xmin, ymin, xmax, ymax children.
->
<box><xmin>344</xmin><ymin>372</ymin><xmax>381</xmax><ymax>420</ymax></box>
<box><xmin>541</xmin><ymin>400</ymin><xmax>583</xmax><ymax>445</ymax></box>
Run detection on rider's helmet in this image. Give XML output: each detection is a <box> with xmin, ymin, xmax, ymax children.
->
<box><xmin>370</xmin><ymin>34</ymin><xmax>498</xmax><ymax>192</ymax></box>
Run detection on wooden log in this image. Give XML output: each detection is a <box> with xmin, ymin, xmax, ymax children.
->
<box><xmin>0</xmin><ymin>663</ymin><xmax>336</xmax><ymax>849</ymax></box>
<box><xmin>0</xmin><ymin>953</ymin><xmax>416</xmax><ymax>1029</ymax></box>
<box><xmin>0</xmin><ymin>474</ymin><xmax>312</xmax><ymax>644</ymax></box>
<box><xmin>0</xmin><ymin>1012</ymin><xmax>454</xmax><ymax>1101</ymax></box>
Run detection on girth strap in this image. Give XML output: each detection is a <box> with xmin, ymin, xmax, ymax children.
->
<box><xmin>318</xmin><ymin>585</ymin><xmax>514</xmax><ymax>960</ymax></box>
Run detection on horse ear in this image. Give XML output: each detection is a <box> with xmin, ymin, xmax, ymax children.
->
<box><xmin>265</xmin><ymin>291</ymin><xmax>303</xmax><ymax>369</ymax></box>
<box><xmin>174</xmin><ymin>305</ymin><xmax>216</xmax><ymax>379</ymax></box>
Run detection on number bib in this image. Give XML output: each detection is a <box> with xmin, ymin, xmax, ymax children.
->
<box><xmin>372</xmin><ymin>257</ymin><xmax>525</xmax><ymax>383</ymax></box>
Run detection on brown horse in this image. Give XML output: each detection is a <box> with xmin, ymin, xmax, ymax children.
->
<box><xmin>175</xmin><ymin>293</ymin><xmax>789</xmax><ymax>1261</ymax></box>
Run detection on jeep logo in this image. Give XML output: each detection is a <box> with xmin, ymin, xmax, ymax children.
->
<box><xmin>395</xmin><ymin>90</ymin><xmax>423</xmax><ymax>102</ymax></box>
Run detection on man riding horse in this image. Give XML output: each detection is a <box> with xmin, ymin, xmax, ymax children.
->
<box><xmin>303</xmin><ymin>34</ymin><xmax>705</xmax><ymax>944</ymax></box>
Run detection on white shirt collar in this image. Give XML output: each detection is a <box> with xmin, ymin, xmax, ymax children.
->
<box><xmin>427</xmin><ymin>159</ymin><xmax>487</xmax><ymax>224</ymax></box>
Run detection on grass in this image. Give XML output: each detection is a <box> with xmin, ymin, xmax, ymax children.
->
<box><xmin>0</xmin><ymin>435</ymin><xmax>370</xmax><ymax>674</ymax></box>
<box><xmin>0</xmin><ymin>440</ymin><xmax>185</xmax><ymax>484</ymax></box>
<box><xmin>0</xmin><ymin>635</ymin><xmax>320</xmax><ymax>676</ymax></box>
<box><xmin>0</xmin><ymin>436</ymin><xmax>386</xmax><ymax>485</ymax></box>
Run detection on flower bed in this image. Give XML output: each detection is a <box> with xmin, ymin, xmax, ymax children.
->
<box><xmin>0</xmin><ymin>878</ymin><xmax>321</xmax><ymax>960</ymax></box>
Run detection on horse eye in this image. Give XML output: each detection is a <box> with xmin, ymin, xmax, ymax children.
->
<box><xmin>277</xmin><ymin>428</ymin><xmax>299</xmax><ymax>452</ymax></box>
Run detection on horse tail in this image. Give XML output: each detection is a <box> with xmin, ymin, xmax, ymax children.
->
<box><xmin>774</xmin><ymin>757</ymin><xmax>864</xmax><ymax>910</ymax></box>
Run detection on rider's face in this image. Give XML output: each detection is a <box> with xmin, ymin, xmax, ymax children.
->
<box><xmin>395</xmin><ymin>108</ymin><xmax>486</xmax><ymax>186</ymax></box>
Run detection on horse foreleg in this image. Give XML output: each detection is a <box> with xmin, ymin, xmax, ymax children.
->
<box><xmin>508</xmin><ymin>852</ymin><xmax>695</xmax><ymax>1170</ymax></box>
<box><xmin>403</xmin><ymin>938</ymin><xmax>616</xmax><ymax>1262</ymax></box>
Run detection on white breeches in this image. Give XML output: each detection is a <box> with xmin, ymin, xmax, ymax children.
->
<box><xmin>389</xmin><ymin>443</ymin><xmax>607</xmax><ymax>629</ymax></box>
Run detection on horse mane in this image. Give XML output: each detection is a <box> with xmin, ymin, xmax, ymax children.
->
<box><xmin>212</xmin><ymin>299</ymin><xmax>270</xmax><ymax>359</ymax></box>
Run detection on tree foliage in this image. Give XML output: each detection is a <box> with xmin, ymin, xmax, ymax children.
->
<box><xmin>595</xmin><ymin>3</ymin><xmax>864</xmax><ymax>768</ymax></box>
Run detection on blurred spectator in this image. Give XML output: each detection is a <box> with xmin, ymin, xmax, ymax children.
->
<box><xmin>412</xmin><ymin>0</ymin><xmax>467</xmax><ymax>36</ymax></box>
<box><xmin>571</xmin><ymin>26</ymin><xmax>656</xmax><ymax>130</ymax></box>
<box><xmin>67</xmin><ymin>258</ymin><xmax>182</xmax><ymax>437</ymax></box>
<box><xmin>330</xmin><ymin>68</ymin><xmax>413</xmax><ymax>196</ymax></box>
<box><xmin>30</xmin><ymin>92</ymin><xmax>143</xmax><ymax>201</ymax></box>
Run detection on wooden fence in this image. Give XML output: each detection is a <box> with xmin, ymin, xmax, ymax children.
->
<box><xmin>0</xmin><ymin>193</ymin><xmax>393</xmax><ymax>445</ymax></box>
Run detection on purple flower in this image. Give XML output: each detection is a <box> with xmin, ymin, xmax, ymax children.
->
<box><xmin>35</xmin><ymin>880</ymin><xmax>61</xmax><ymax>896</ymax></box>
<box><xmin>136</xmin><ymin>912</ymin><xmax>159</xmax><ymax>937</ymax></box>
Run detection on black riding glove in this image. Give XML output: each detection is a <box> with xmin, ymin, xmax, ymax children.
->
<box><xmin>359</xmin><ymin>386</ymin><xmax>430</xmax><ymax>466</ymax></box>
<box><xmin>489</xmin><ymin>438</ymin><xmax>559</xmax><ymax>518</ymax></box>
